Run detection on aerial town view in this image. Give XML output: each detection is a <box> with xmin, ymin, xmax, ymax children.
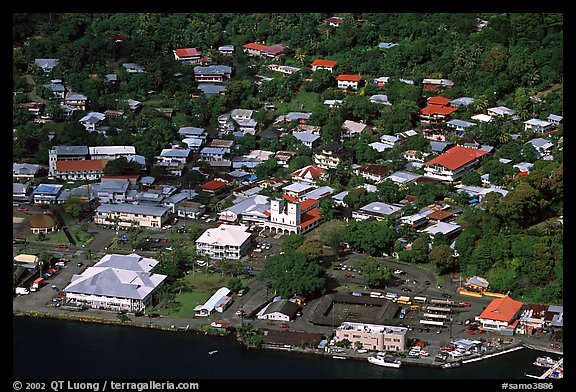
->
<box><xmin>12</xmin><ymin>13</ymin><xmax>563</xmax><ymax>383</ymax></box>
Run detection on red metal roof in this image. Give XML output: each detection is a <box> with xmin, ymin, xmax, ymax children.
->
<box><xmin>337</xmin><ymin>74</ymin><xmax>362</xmax><ymax>82</ymax></box>
<box><xmin>55</xmin><ymin>159</ymin><xmax>108</xmax><ymax>172</ymax></box>
<box><xmin>201</xmin><ymin>179</ymin><xmax>228</xmax><ymax>191</ymax></box>
<box><xmin>419</xmin><ymin>105</ymin><xmax>458</xmax><ymax>115</ymax></box>
<box><xmin>478</xmin><ymin>295</ymin><xmax>523</xmax><ymax>322</ymax></box>
<box><xmin>427</xmin><ymin>96</ymin><xmax>452</xmax><ymax>106</ymax></box>
<box><xmin>243</xmin><ymin>43</ymin><xmax>268</xmax><ymax>51</ymax></box>
<box><xmin>282</xmin><ymin>194</ymin><xmax>300</xmax><ymax>203</ymax></box>
<box><xmin>262</xmin><ymin>44</ymin><xmax>285</xmax><ymax>55</ymax></box>
<box><xmin>299</xmin><ymin>198</ymin><xmax>319</xmax><ymax>211</ymax></box>
<box><xmin>311</xmin><ymin>59</ymin><xmax>337</xmax><ymax>67</ymax></box>
<box><xmin>292</xmin><ymin>165</ymin><xmax>325</xmax><ymax>180</ymax></box>
<box><xmin>424</xmin><ymin>146</ymin><xmax>488</xmax><ymax>171</ymax></box>
<box><xmin>174</xmin><ymin>48</ymin><xmax>201</xmax><ymax>58</ymax></box>
<box><xmin>298</xmin><ymin>207</ymin><xmax>322</xmax><ymax>229</ymax></box>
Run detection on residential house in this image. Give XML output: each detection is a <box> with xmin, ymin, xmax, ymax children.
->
<box><xmin>313</xmin><ymin>142</ymin><xmax>353</xmax><ymax>169</ymax></box>
<box><xmin>13</xmin><ymin>183</ymin><xmax>33</xmax><ymax>203</ymax></box>
<box><xmin>13</xmin><ymin>163</ymin><xmax>42</xmax><ymax>181</ymax></box>
<box><xmin>54</xmin><ymin>159</ymin><xmax>108</xmax><ymax>181</ymax></box>
<box><xmin>379</xmin><ymin>134</ymin><xmax>401</xmax><ymax>148</ymax></box>
<box><xmin>94</xmin><ymin>203</ymin><xmax>170</xmax><ymax>229</ymax></box>
<box><xmin>301</xmin><ymin>186</ymin><xmax>334</xmax><ymax>201</ymax></box>
<box><xmin>177</xmin><ymin>201</ymin><xmax>206</xmax><ymax>219</ymax></box>
<box><xmin>373</xmin><ymin>76</ymin><xmax>390</xmax><ymax>86</ymax></box>
<box><xmin>310</xmin><ymin>59</ymin><xmax>337</xmax><ymax>73</ymax></box>
<box><xmin>275</xmin><ymin>151</ymin><xmax>297</xmax><ymax>167</ymax></box>
<box><xmin>43</xmin><ymin>83</ymin><xmax>66</xmax><ymax>99</ymax></box>
<box><xmin>454</xmin><ymin>184</ymin><xmax>508</xmax><ymax>202</ymax></box>
<box><xmin>178</xmin><ymin>126</ymin><xmax>208</xmax><ymax>141</ymax></box>
<box><xmin>419</xmin><ymin>221</ymin><xmax>461</xmax><ymax>239</ymax></box>
<box><xmin>450</xmin><ymin>97</ymin><xmax>474</xmax><ymax>108</ymax></box>
<box><xmin>293</xmin><ymin>124</ymin><xmax>321</xmax><ymax>134</ymax></box>
<box><xmin>274</xmin><ymin>112</ymin><xmax>312</xmax><ymax>125</ymax></box>
<box><xmin>64</xmin><ymin>93</ymin><xmax>88</xmax><ymax>111</ymax></box>
<box><xmin>422</xmin><ymin>78</ymin><xmax>454</xmax><ymax>91</ymax></box>
<box><xmin>89</xmin><ymin>146</ymin><xmax>136</xmax><ymax>161</ymax></box>
<box><xmin>397</xmin><ymin>129</ymin><xmax>419</xmax><ymax>139</ymax></box>
<box><xmin>291</xmin><ymin>165</ymin><xmax>326</xmax><ymax>183</ymax></box>
<box><xmin>370</xmin><ymin>94</ymin><xmax>391</xmax><ymax>105</ymax></box>
<box><xmin>446</xmin><ymin>119</ymin><xmax>476</xmax><ymax>132</ymax></box>
<box><xmin>156</xmin><ymin>148</ymin><xmax>191</xmax><ymax>165</ymax></box>
<box><xmin>342</xmin><ymin>120</ymin><xmax>370</xmax><ymax>138</ymax></box>
<box><xmin>525</xmin><ymin>137</ymin><xmax>554</xmax><ymax>159</ymax></box>
<box><xmin>194</xmin><ymin>65</ymin><xmax>232</xmax><ymax>82</ymax></box>
<box><xmin>196</xmin><ymin>225</ymin><xmax>252</xmax><ymax>260</ymax></box>
<box><xmin>323</xmin><ymin>99</ymin><xmax>343</xmax><ymax>107</ymax></box>
<box><xmin>64</xmin><ymin>253</ymin><xmax>167</xmax><ymax>313</ymax></box>
<box><xmin>219</xmin><ymin>194</ymin><xmax>269</xmax><ymax>225</ymax></box>
<box><xmin>547</xmin><ymin>114</ymin><xmax>563</xmax><ymax>126</ymax></box>
<box><xmin>200</xmin><ymin>179</ymin><xmax>228</xmax><ymax>194</ymax></box>
<box><xmin>218</xmin><ymin>45</ymin><xmax>234</xmax><ymax>55</ymax></box>
<box><xmin>385</xmin><ymin>170</ymin><xmax>421</xmax><ymax>188</ymax></box>
<box><xmin>243</xmin><ymin>43</ymin><xmax>285</xmax><ymax>58</ymax></box>
<box><xmin>524</xmin><ymin>118</ymin><xmax>555</xmax><ymax>134</ymax></box>
<box><xmin>400</xmin><ymin>213</ymin><xmax>429</xmax><ymax>229</ymax></box>
<box><xmin>29</xmin><ymin>213</ymin><xmax>58</xmax><ymax>235</ymax></box>
<box><xmin>34</xmin><ymin>58</ymin><xmax>59</xmax><ymax>74</ymax></box>
<box><xmin>105</xmin><ymin>74</ymin><xmax>118</xmax><ymax>84</ymax></box>
<box><xmin>352</xmin><ymin>201</ymin><xmax>402</xmax><ymax>221</ymax></box>
<box><xmin>334</xmin><ymin>322</ymin><xmax>407</xmax><ymax>352</ymax></box>
<box><xmin>423</xmin><ymin>146</ymin><xmax>488</xmax><ymax>182</ymax></box>
<box><xmin>293</xmin><ymin>131</ymin><xmax>321</xmax><ymax>149</ymax></box>
<box><xmin>79</xmin><ymin>112</ymin><xmax>106</xmax><ymax>132</ymax></box>
<box><xmin>208</xmin><ymin>139</ymin><xmax>234</xmax><ymax>153</ymax></box>
<box><xmin>487</xmin><ymin>106</ymin><xmax>517</xmax><ymax>119</ymax></box>
<box><xmin>475</xmin><ymin>295</ymin><xmax>524</xmax><ymax>334</ymax></box>
<box><xmin>173</xmin><ymin>47</ymin><xmax>202</xmax><ymax>64</ymax></box>
<box><xmin>282</xmin><ymin>182</ymin><xmax>315</xmax><ymax>200</ymax></box>
<box><xmin>354</xmin><ymin>164</ymin><xmax>393</xmax><ymax>183</ymax></box>
<box><xmin>419</xmin><ymin>104</ymin><xmax>458</xmax><ymax>124</ymax></box>
<box><xmin>122</xmin><ymin>63</ymin><xmax>146</xmax><ymax>74</ymax></box>
<box><xmin>323</xmin><ymin>16</ymin><xmax>342</xmax><ymax>27</ymax></box>
<box><xmin>268</xmin><ymin>64</ymin><xmax>300</xmax><ymax>75</ymax></box>
<box><xmin>197</xmin><ymin>83</ymin><xmax>227</xmax><ymax>97</ymax></box>
<box><xmin>257</xmin><ymin>298</ymin><xmax>300</xmax><ymax>321</ymax></box>
<box><xmin>378</xmin><ymin>42</ymin><xmax>398</xmax><ymax>49</ymax></box>
<box><xmin>336</xmin><ymin>74</ymin><xmax>362</xmax><ymax>90</ymax></box>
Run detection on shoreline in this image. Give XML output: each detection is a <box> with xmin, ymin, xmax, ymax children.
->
<box><xmin>14</xmin><ymin>310</ymin><xmax>561</xmax><ymax>369</ymax></box>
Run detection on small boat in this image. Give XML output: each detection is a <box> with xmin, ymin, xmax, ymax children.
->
<box><xmin>332</xmin><ymin>355</ymin><xmax>347</xmax><ymax>360</ymax></box>
<box><xmin>442</xmin><ymin>361</ymin><xmax>461</xmax><ymax>369</ymax></box>
<box><xmin>367</xmin><ymin>353</ymin><xmax>402</xmax><ymax>368</ymax></box>
<box><xmin>533</xmin><ymin>356</ymin><xmax>556</xmax><ymax>368</ymax></box>
<box><xmin>208</xmin><ymin>350</ymin><xmax>218</xmax><ymax>355</ymax></box>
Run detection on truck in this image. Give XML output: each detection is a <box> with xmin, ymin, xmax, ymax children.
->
<box><xmin>31</xmin><ymin>277</ymin><xmax>45</xmax><ymax>290</ymax></box>
<box><xmin>15</xmin><ymin>287</ymin><xmax>30</xmax><ymax>295</ymax></box>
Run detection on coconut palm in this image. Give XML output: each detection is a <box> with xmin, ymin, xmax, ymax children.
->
<box><xmin>473</xmin><ymin>95</ymin><xmax>489</xmax><ymax>114</ymax></box>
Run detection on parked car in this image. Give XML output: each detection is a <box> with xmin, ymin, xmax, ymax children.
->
<box><xmin>401</xmin><ymin>287</ymin><xmax>413</xmax><ymax>292</ymax></box>
<box><xmin>118</xmin><ymin>236</ymin><xmax>128</xmax><ymax>242</ymax></box>
<box><xmin>57</xmin><ymin>244</ymin><xmax>68</xmax><ymax>249</ymax></box>
<box><xmin>17</xmin><ymin>207</ymin><xmax>28</xmax><ymax>211</ymax></box>
<box><xmin>441</xmin><ymin>293</ymin><xmax>452</xmax><ymax>299</ymax></box>
<box><xmin>280</xmin><ymin>324</ymin><xmax>289</xmax><ymax>329</ymax></box>
<box><xmin>459</xmin><ymin>302</ymin><xmax>471</xmax><ymax>307</ymax></box>
<box><xmin>393</xmin><ymin>269</ymin><xmax>405</xmax><ymax>275</ymax></box>
<box><xmin>237</xmin><ymin>288</ymin><xmax>249</xmax><ymax>297</ymax></box>
<box><xmin>424</xmin><ymin>280</ymin><xmax>431</xmax><ymax>285</ymax></box>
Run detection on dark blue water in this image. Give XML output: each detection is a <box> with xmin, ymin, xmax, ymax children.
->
<box><xmin>12</xmin><ymin>316</ymin><xmax>560</xmax><ymax>381</ymax></box>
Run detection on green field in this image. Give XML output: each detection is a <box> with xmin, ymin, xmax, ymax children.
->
<box><xmin>274</xmin><ymin>89</ymin><xmax>320</xmax><ymax>114</ymax></box>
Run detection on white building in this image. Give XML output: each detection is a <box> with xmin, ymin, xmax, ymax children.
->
<box><xmin>63</xmin><ymin>253</ymin><xmax>167</xmax><ymax>313</ymax></box>
<box><xmin>194</xmin><ymin>287</ymin><xmax>233</xmax><ymax>317</ymax></box>
<box><xmin>93</xmin><ymin>203</ymin><xmax>170</xmax><ymax>229</ymax></box>
<box><xmin>89</xmin><ymin>146</ymin><xmax>136</xmax><ymax>161</ymax></box>
<box><xmin>523</xmin><ymin>119</ymin><xmax>555</xmax><ymax>134</ymax></box>
<box><xmin>195</xmin><ymin>224</ymin><xmax>252</xmax><ymax>260</ymax></box>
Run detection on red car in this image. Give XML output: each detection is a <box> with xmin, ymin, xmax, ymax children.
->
<box><xmin>466</xmin><ymin>329</ymin><xmax>476</xmax><ymax>335</ymax></box>
<box><xmin>57</xmin><ymin>244</ymin><xmax>68</xmax><ymax>249</ymax></box>
<box><xmin>280</xmin><ymin>324</ymin><xmax>289</xmax><ymax>329</ymax></box>
<box><xmin>17</xmin><ymin>207</ymin><xmax>28</xmax><ymax>211</ymax></box>
<box><xmin>459</xmin><ymin>302</ymin><xmax>472</xmax><ymax>307</ymax></box>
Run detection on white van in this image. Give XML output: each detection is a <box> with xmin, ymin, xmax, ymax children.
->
<box><xmin>15</xmin><ymin>287</ymin><xmax>30</xmax><ymax>295</ymax></box>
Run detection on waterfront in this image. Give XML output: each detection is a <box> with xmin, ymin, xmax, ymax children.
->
<box><xmin>12</xmin><ymin>316</ymin><xmax>562</xmax><ymax>381</ymax></box>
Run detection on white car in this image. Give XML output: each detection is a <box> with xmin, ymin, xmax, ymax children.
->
<box><xmin>393</xmin><ymin>269</ymin><xmax>404</xmax><ymax>275</ymax></box>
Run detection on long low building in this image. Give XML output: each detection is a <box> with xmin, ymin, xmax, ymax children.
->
<box><xmin>93</xmin><ymin>203</ymin><xmax>170</xmax><ymax>229</ymax></box>
<box><xmin>64</xmin><ymin>253</ymin><xmax>167</xmax><ymax>313</ymax></box>
<box><xmin>334</xmin><ymin>322</ymin><xmax>408</xmax><ymax>352</ymax></box>
<box><xmin>194</xmin><ymin>287</ymin><xmax>233</xmax><ymax>317</ymax></box>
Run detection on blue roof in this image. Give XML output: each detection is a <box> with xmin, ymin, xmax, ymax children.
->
<box><xmin>34</xmin><ymin>184</ymin><xmax>63</xmax><ymax>195</ymax></box>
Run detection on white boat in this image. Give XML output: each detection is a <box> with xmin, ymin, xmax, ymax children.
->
<box><xmin>441</xmin><ymin>361</ymin><xmax>461</xmax><ymax>369</ymax></box>
<box><xmin>208</xmin><ymin>350</ymin><xmax>218</xmax><ymax>355</ymax></box>
<box><xmin>367</xmin><ymin>353</ymin><xmax>403</xmax><ymax>368</ymax></box>
<box><xmin>534</xmin><ymin>356</ymin><xmax>557</xmax><ymax>368</ymax></box>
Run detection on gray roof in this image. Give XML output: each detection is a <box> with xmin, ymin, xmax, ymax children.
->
<box><xmin>447</xmin><ymin>119</ymin><xmax>476</xmax><ymax>127</ymax></box>
<box><xmin>547</xmin><ymin>114</ymin><xmax>563</xmax><ymax>122</ymax></box>
<box><xmin>370</xmin><ymin>94</ymin><xmax>390</xmax><ymax>104</ymax></box>
<box><xmin>160</xmin><ymin>148</ymin><xmax>191</xmax><ymax>158</ymax></box>
<box><xmin>378</xmin><ymin>42</ymin><xmax>399</xmax><ymax>49</ymax></box>
<box><xmin>65</xmin><ymin>266</ymin><xmax>166</xmax><ymax>300</ymax></box>
<box><xmin>94</xmin><ymin>253</ymin><xmax>159</xmax><ymax>272</ymax></box>
<box><xmin>79</xmin><ymin>112</ymin><xmax>106</xmax><ymax>123</ymax></box>
<box><xmin>43</xmin><ymin>83</ymin><xmax>66</xmax><ymax>92</ymax></box>
<box><xmin>35</xmin><ymin>58</ymin><xmax>59</xmax><ymax>69</ymax></box>
<box><xmin>430</xmin><ymin>141</ymin><xmax>451</xmax><ymax>153</ymax></box>
<box><xmin>263</xmin><ymin>299</ymin><xmax>299</xmax><ymax>317</ymax></box>
<box><xmin>178</xmin><ymin>127</ymin><xmax>206</xmax><ymax>136</ymax></box>
<box><xmin>359</xmin><ymin>202</ymin><xmax>401</xmax><ymax>216</ymax></box>
<box><xmin>98</xmin><ymin>179</ymin><xmax>129</xmax><ymax>194</ymax></box>
<box><xmin>450</xmin><ymin>97</ymin><xmax>474</xmax><ymax>106</ymax></box>
<box><xmin>301</xmin><ymin>186</ymin><xmax>334</xmax><ymax>200</ymax></box>
<box><xmin>194</xmin><ymin>65</ymin><xmax>232</xmax><ymax>75</ymax></box>
<box><xmin>13</xmin><ymin>163</ymin><xmax>40</xmax><ymax>175</ymax></box>
<box><xmin>283</xmin><ymin>182</ymin><xmax>315</xmax><ymax>193</ymax></box>
<box><xmin>33</xmin><ymin>183</ymin><xmax>63</xmax><ymax>195</ymax></box>
<box><xmin>197</xmin><ymin>83</ymin><xmax>227</xmax><ymax>96</ymax></box>
<box><xmin>332</xmin><ymin>190</ymin><xmax>349</xmax><ymax>201</ymax></box>
<box><xmin>96</xmin><ymin>203</ymin><xmax>169</xmax><ymax>217</ymax></box>
<box><xmin>123</xmin><ymin>63</ymin><xmax>145</xmax><ymax>72</ymax></box>
<box><xmin>222</xmin><ymin>195</ymin><xmax>269</xmax><ymax>217</ymax></box>
<box><xmin>65</xmin><ymin>93</ymin><xmax>88</xmax><ymax>101</ymax></box>
<box><xmin>293</xmin><ymin>131</ymin><xmax>321</xmax><ymax>143</ymax></box>
<box><xmin>218</xmin><ymin>45</ymin><xmax>234</xmax><ymax>52</ymax></box>
<box><xmin>201</xmin><ymin>147</ymin><xmax>227</xmax><ymax>155</ymax></box>
<box><xmin>53</xmin><ymin>145</ymin><xmax>89</xmax><ymax>156</ymax></box>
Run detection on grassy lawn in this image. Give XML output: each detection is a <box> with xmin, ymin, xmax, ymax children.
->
<box><xmin>274</xmin><ymin>89</ymin><xmax>320</xmax><ymax>114</ymax></box>
<box><xmin>36</xmin><ymin>227</ymin><xmax>93</xmax><ymax>246</ymax></box>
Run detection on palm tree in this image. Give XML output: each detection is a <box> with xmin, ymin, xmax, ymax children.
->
<box><xmin>294</xmin><ymin>48</ymin><xmax>307</xmax><ymax>65</ymax></box>
<box><xmin>473</xmin><ymin>95</ymin><xmax>489</xmax><ymax>114</ymax></box>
